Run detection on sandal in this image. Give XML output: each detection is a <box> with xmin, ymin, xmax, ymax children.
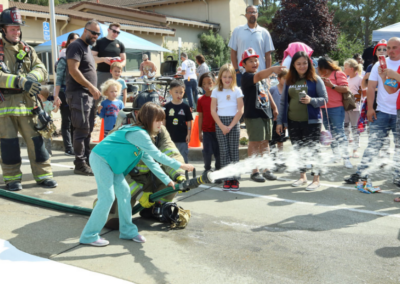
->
<box><xmin>394</xmin><ymin>197</ymin><xmax>400</xmax><ymax>202</ymax></box>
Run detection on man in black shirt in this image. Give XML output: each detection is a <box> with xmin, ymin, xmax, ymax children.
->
<box><xmin>92</xmin><ymin>22</ymin><xmax>126</xmax><ymax>88</ymax></box>
<box><xmin>66</xmin><ymin>20</ymin><xmax>101</xmax><ymax>176</ymax></box>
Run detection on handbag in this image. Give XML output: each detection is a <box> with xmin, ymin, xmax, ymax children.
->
<box><xmin>320</xmin><ymin>100</ymin><xmax>332</xmax><ymax>146</ymax></box>
<box><xmin>334</xmin><ymin>71</ymin><xmax>356</xmax><ymax>111</ymax></box>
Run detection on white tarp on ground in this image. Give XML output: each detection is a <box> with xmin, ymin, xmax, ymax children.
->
<box><xmin>372</xmin><ymin>22</ymin><xmax>400</xmax><ymax>42</ymax></box>
<box><xmin>0</xmin><ymin>239</ymin><xmax>133</xmax><ymax>284</ymax></box>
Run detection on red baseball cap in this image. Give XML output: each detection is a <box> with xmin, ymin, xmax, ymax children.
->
<box><xmin>373</xmin><ymin>39</ymin><xmax>387</xmax><ymax>56</ymax></box>
<box><xmin>239</xmin><ymin>48</ymin><xmax>259</xmax><ymax>66</ymax></box>
<box><xmin>61</xmin><ymin>41</ymin><xmax>66</xmax><ymax>47</ymax></box>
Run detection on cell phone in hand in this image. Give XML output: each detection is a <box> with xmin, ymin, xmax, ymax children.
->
<box><xmin>299</xmin><ymin>91</ymin><xmax>307</xmax><ymax>102</ymax></box>
<box><xmin>379</xmin><ymin>55</ymin><xmax>387</xmax><ymax>70</ymax></box>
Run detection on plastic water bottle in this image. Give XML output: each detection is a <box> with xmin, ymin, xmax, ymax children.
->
<box><xmin>356</xmin><ymin>179</ymin><xmax>364</xmax><ymax>190</ymax></box>
<box><xmin>365</xmin><ymin>179</ymin><xmax>373</xmax><ymax>190</ymax></box>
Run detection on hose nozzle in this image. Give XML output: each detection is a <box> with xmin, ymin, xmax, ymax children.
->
<box><xmin>179</xmin><ymin>170</ymin><xmax>213</xmax><ymax>191</ymax></box>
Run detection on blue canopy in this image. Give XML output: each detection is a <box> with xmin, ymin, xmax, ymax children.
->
<box><xmin>35</xmin><ymin>23</ymin><xmax>170</xmax><ymax>53</ymax></box>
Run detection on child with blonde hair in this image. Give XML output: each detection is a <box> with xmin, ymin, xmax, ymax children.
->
<box><xmin>211</xmin><ymin>64</ymin><xmax>244</xmax><ymax>190</ymax></box>
<box><xmin>343</xmin><ymin>58</ymin><xmax>364</xmax><ymax>157</ymax></box>
<box><xmin>98</xmin><ymin>79</ymin><xmax>124</xmax><ymax>137</ymax></box>
<box><xmin>110</xmin><ymin>62</ymin><xmax>127</xmax><ymax>106</ymax></box>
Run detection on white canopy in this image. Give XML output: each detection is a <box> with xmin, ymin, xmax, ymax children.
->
<box><xmin>372</xmin><ymin>22</ymin><xmax>400</xmax><ymax>42</ymax></box>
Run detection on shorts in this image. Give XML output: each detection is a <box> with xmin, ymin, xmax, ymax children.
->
<box><xmin>244</xmin><ymin>117</ymin><xmax>272</xmax><ymax>142</ymax></box>
<box><xmin>270</xmin><ymin>121</ymin><xmax>286</xmax><ymax>144</ymax></box>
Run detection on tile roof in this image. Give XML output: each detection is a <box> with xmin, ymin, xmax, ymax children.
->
<box><xmin>64</xmin><ymin>1</ymin><xmax>166</xmax><ymax>19</ymax></box>
<box><xmin>58</xmin><ymin>0</ymin><xmax>189</xmax><ymax>8</ymax></box>
<box><xmin>9</xmin><ymin>1</ymin><xmax>173</xmax><ymax>31</ymax></box>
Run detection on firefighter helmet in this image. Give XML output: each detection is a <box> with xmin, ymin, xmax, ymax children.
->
<box><xmin>132</xmin><ymin>90</ymin><xmax>162</xmax><ymax>110</ymax></box>
<box><xmin>0</xmin><ymin>7</ymin><xmax>25</xmax><ymax>27</ymax></box>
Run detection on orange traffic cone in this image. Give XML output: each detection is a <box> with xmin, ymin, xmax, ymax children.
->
<box><xmin>189</xmin><ymin>115</ymin><xmax>201</xmax><ymax>147</ymax></box>
<box><xmin>94</xmin><ymin>119</ymin><xmax>105</xmax><ymax>142</ymax></box>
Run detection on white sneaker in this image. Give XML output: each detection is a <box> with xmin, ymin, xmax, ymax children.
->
<box><xmin>133</xmin><ymin>234</ymin><xmax>146</xmax><ymax>243</ymax></box>
<box><xmin>344</xmin><ymin>159</ymin><xmax>353</xmax><ymax>169</ymax></box>
<box><xmin>291</xmin><ymin>179</ymin><xmax>308</xmax><ymax>187</ymax></box>
<box><xmin>83</xmin><ymin>238</ymin><xmax>109</xmax><ymax>247</ymax></box>
<box><xmin>305</xmin><ymin>182</ymin><xmax>320</xmax><ymax>191</ymax></box>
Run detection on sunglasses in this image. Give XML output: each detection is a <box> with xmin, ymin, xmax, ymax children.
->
<box><xmin>247</xmin><ymin>11</ymin><xmax>258</xmax><ymax>15</ymax></box>
<box><xmin>86</xmin><ymin>29</ymin><xmax>100</xmax><ymax>36</ymax></box>
<box><xmin>110</xmin><ymin>29</ymin><xmax>120</xmax><ymax>35</ymax></box>
<box><xmin>377</xmin><ymin>48</ymin><xmax>387</xmax><ymax>52</ymax></box>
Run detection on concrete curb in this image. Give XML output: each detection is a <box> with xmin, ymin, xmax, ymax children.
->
<box><xmin>18</xmin><ymin>137</ymin><xmax>250</xmax><ymax>161</ymax></box>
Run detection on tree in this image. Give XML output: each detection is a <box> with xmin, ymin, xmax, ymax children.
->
<box><xmin>198</xmin><ymin>30</ymin><xmax>230</xmax><ymax>69</ymax></box>
<box><xmin>329</xmin><ymin>0</ymin><xmax>400</xmax><ymax>48</ymax></box>
<box><xmin>257</xmin><ymin>0</ymin><xmax>280</xmax><ymax>26</ymax></box>
<box><xmin>163</xmin><ymin>31</ymin><xmax>230</xmax><ymax>69</ymax></box>
<box><xmin>328</xmin><ymin>34</ymin><xmax>364</xmax><ymax>65</ymax></box>
<box><xmin>266</xmin><ymin>0</ymin><xmax>339</xmax><ymax>61</ymax></box>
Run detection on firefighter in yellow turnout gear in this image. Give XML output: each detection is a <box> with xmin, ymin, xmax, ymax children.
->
<box><xmin>0</xmin><ymin>8</ymin><xmax>56</xmax><ymax>191</ymax></box>
<box><xmin>102</xmin><ymin>95</ymin><xmax>186</xmax><ymax>229</ymax></box>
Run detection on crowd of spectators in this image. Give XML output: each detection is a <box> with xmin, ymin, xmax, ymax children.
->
<box><xmin>46</xmin><ymin>5</ymin><xmax>400</xmax><ymax>246</ymax></box>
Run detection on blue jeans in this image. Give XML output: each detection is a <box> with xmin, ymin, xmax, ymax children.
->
<box><xmin>80</xmin><ymin>152</ymin><xmax>139</xmax><ymax>244</ymax></box>
<box><xmin>322</xmin><ymin>106</ymin><xmax>349</xmax><ymax>158</ymax></box>
<box><xmin>142</xmin><ymin>77</ymin><xmax>156</xmax><ymax>91</ymax></box>
<box><xmin>357</xmin><ymin>111</ymin><xmax>397</xmax><ymax>176</ymax></box>
<box><xmin>236</xmin><ymin>72</ymin><xmax>242</xmax><ymax>87</ymax></box>
<box><xmin>184</xmin><ymin>79</ymin><xmax>198</xmax><ymax>109</ymax></box>
<box><xmin>175</xmin><ymin>142</ymin><xmax>189</xmax><ymax>163</ymax></box>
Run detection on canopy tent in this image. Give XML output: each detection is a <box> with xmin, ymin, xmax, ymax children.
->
<box><xmin>35</xmin><ymin>23</ymin><xmax>170</xmax><ymax>53</ymax></box>
<box><xmin>372</xmin><ymin>22</ymin><xmax>400</xmax><ymax>42</ymax></box>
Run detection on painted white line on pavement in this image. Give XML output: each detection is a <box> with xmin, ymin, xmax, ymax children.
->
<box><xmin>199</xmin><ymin>185</ymin><xmax>400</xmax><ymax>219</ymax></box>
<box><xmin>277</xmin><ymin>177</ymin><xmax>399</xmax><ymax>195</ymax></box>
<box><xmin>22</xmin><ymin>159</ymin><xmax>73</xmax><ymax>169</ymax></box>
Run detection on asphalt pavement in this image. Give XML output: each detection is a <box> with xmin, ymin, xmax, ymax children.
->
<box><xmin>1</xmin><ymin>136</ymin><xmax>400</xmax><ymax>284</ymax></box>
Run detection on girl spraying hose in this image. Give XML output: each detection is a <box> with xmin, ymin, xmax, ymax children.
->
<box><xmin>79</xmin><ymin>102</ymin><xmax>194</xmax><ymax>247</ymax></box>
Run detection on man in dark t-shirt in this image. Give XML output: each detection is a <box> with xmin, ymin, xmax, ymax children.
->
<box><xmin>92</xmin><ymin>22</ymin><xmax>126</xmax><ymax>88</ymax></box>
<box><xmin>66</xmin><ymin>20</ymin><xmax>101</xmax><ymax>176</ymax></box>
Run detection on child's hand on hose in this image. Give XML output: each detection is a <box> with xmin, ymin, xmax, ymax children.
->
<box><xmin>167</xmin><ymin>181</ymin><xmax>175</xmax><ymax>187</ymax></box>
<box><xmin>180</xmin><ymin>163</ymin><xmax>195</xmax><ymax>172</ymax></box>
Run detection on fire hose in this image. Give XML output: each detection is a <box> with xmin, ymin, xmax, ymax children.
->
<box><xmin>0</xmin><ymin>170</ymin><xmax>213</xmax><ymax>216</ymax></box>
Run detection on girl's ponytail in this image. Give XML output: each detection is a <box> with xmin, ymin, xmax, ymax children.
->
<box><xmin>356</xmin><ymin>63</ymin><xmax>363</xmax><ymax>75</ymax></box>
<box><xmin>344</xmin><ymin>58</ymin><xmax>363</xmax><ymax>75</ymax></box>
